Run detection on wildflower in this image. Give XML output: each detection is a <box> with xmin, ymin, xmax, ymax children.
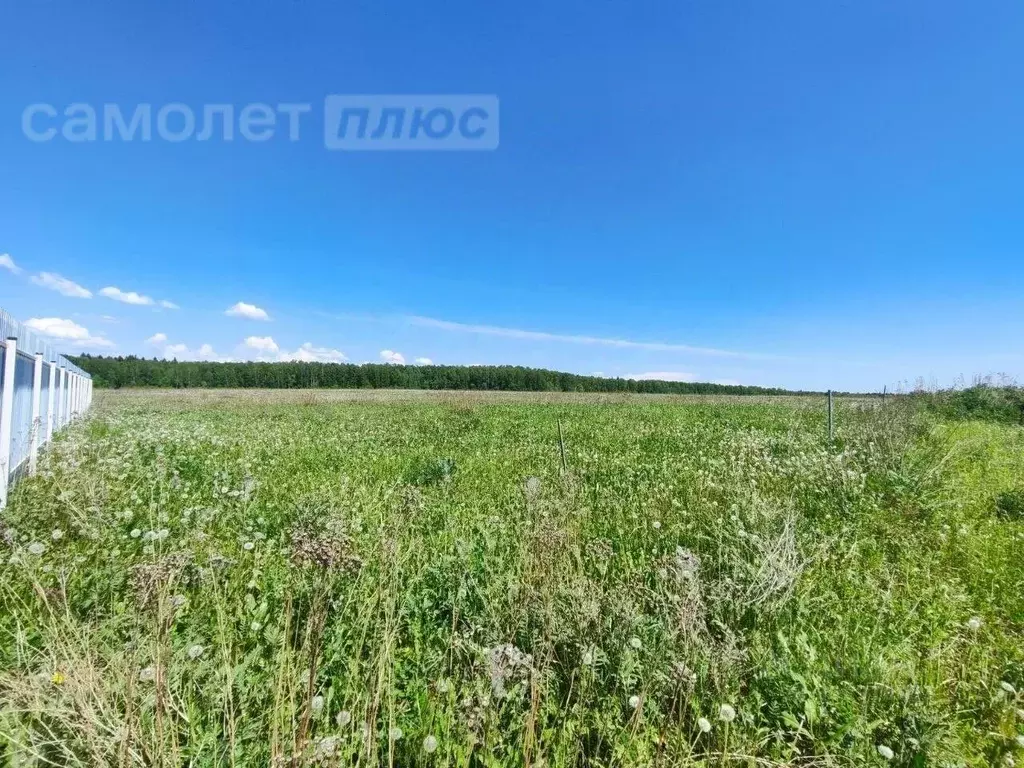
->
<box><xmin>877</xmin><ymin>745</ymin><xmax>894</xmax><ymax>760</ymax></box>
<box><xmin>423</xmin><ymin>734</ymin><xmax>439</xmax><ymax>754</ymax></box>
<box><xmin>1001</xmin><ymin>681</ymin><xmax>1017</xmax><ymax>695</ymax></box>
<box><xmin>130</xmin><ymin>529</ymin><xmax>141</xmax><ymax>538</ymax></box>
<box><xmin>652</xmin><ymin>520</ymin><xmax>661</xmax><ymax>530</ymax></box>
<box><xmin>336</xmin><ymin>710</ymin><xmax>352</xmax><ymax>726</ymax></box>
<box><xmin>628</xmin><ymin>695</ymin><xmax>641</xmax><ymax>709</ymax></box>
<box><xmin>697</xmin><ymin>717</ymin><xmax>711</xmax><ymax>733</ymax></box>
<box><xmin>967</xmin><ymin>616</ymin><xmax>982</xmax><ymax>631</ymax></box>
<box><xmin>629</xmin><ymin>637</ymin><xmax>642</xmax><ymax>650</ymax></box>
<box><xmin>313</xmin><ymin>736</ymin><xmax>338</xmax><ymax>759</ymax></box>
<box><xmin>389</xmin><ymin>726</ymin><xmax>403</xmax><ymax>741</ymax></box>
<box><xmin>187</xmin><ymin>644</ymin><xmax>205</xmax><ymax>660</ymax></box>
<box><xmin>51</xmin><ymin>671</ymin><xmax>65</xmax><ymax>686</ymax></box>
<box><xmin>243</xmin><ymin>541</ymin><xmax>255</xmax><ymax>551</ymax></box>
<box><xmin>27</xmin><ymin>542</ymin><xmax>45</xmax><ymax>556</ymax></box>
<box><xmin>51</xmin><ymin>529</ymin><xmax>64</xmax><ymax>541</ymax></box>
<box><xmin>310</xmin><ymin>695</ymin><xmax>324</xmax><ymax>715</ymax></box>
<box><xmin>718</xmin><ymin>703</ymin><xmax>736</xmax><ymax>722</ymax></box>
<box><xmin>139</xmin><ymin>666</ymin><xmax>156</xmax><ymax>682</ymax></box>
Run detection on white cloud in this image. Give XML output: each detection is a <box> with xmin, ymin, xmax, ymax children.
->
<box><xmin>280</xmin><ymin>342</ymin><xmax>347</xmax><ymax>363</ymax></box>
<box><xmin>164</xmin><ymin>343</ymin><xmax>189</xmax><ymax>358</ymax></box>
<box><xmin>25</xmin><ymin>317</ymin><xmax>113</xmax><ymax>348</ymax></box>
<box><xmin>100</xmin><ymin>315</ymin><xmax>118</xmax><ymax>323</ymax></box>
<box><xmin>146</xmin><ymin>332</ymin><xmax>168</xmax><ymax>344</ymax></box>
<box><xmin>407</xmin><ymin>315</ymin><xmax>783</xmax><ymax>360</ymax></box>
<box><xmin>198</xmin><ymin>343</ymin><xmax>216</xmax><ymax>357</ymax></box>
<box><xmin>713</xmin><ymin>378</ymin><xmax>741</xmax><ymax>386</ymax></box>
<box><xmin>0</xmin><ymin>253</ymin><xmax>21</xmax><ymax>274</ymax></box>
<box><xmin>626</xmin><ymin>371</ymin><xmax>698</xmax><ymax>382</ymax></box>
<box><xmin>100</xmin><ymin>286</ymin><xmax>154</xmax><ymax>305</ymax></box>
<box><xmin>159</xmin><ymin>299</ymin><xmax>179</xmax><ymax>310</ymax></box>
<box><xmin>244</xmin><ymin>335</ymin><xmax>279</xmax><ymax>353</ymax></box>
<box><xmin>31</xmin><ymin>272</ymin><xmax>92</xmax><ymax>298</ymax></box>
<box><xmin>414</xmin><ymin>357</ymin><xmax>434</xmax><ymax>365</ymax></box>
<box><xmin>379</xmin><ymin>349</ymin><xmax>405</xmax><ymax>364</ymax></box>
<box><xmin>226</xmin><ymin>301</ymin><xmax>270</xmax><ymax>321</ymax></box>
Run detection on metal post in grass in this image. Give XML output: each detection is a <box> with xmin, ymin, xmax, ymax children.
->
<box><xmin>827</xmin><ymin>389</ymin><xmax>834</xmax><ymax>443</ymax></box>
<box><xmin>29</xmin><ymin>353</ymin><xmax>42</xmax><ymax>474</ymax></box>
<box><xmin>0</xmin><ymin>337</ymin><xmax>18</xmax><ymax>509</ymax></box>
<box><xmin>557</xmin><ymin>418</ymin><xmax>568</xmax><ymax>472</ymax></box>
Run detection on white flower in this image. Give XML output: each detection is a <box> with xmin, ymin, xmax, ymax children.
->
<box><xmin>697</xmin><ymin>717</ymin><xmax>711</xmax><ymax>733</ymax></box>
<box><xmin>27</xmin><ymin>542</ymin><xmax>45</xmax><ymax>556</ymax></box>
<box><xmin>1001</xmin><ymin>681</ymin><xmax>1017</xmax><ymax>695</ymax></box>
<box><xmin>336</xmin><ymin>710</ymin><xmax>352</xmax><ymax>726</ymax></box>
<box><xmin>967</xmin><ymin>616</ymin><xmax>982</xmax><ymax>631</ymax></box>
<box><xmin>652</xmin><ymin>521</ymin><xmax>661</xmax><ymax>530</ymax></box>
<box><xmin>310</xmin><ymin>695</ymin><xmax>324</xmax><ymax>715</ymax></box>
<box><xmin>423</xmin><ymin>735</ymin><xmax>439</xmax><ymax>753</ymax></box>
<box><xmin>628</xmin><ymin>637</ymin><xmax>642</xmax><ymax>650</ymax></box>
<box><xmin>877</xmin><ymin>745</ymin><xmax>894</xmax><ymax>760</ymax></box>
<box><xmin>243</xmin><ymin>541</ymin><xmax>255</xmax><ymax>551</ymax></box>
<box><xmin>628</xmin><ymin>695</ymin><xmax>641</xmax><ymax>709</ymax></box>
<box><xmin>51</xmin><ymin>529</ymin><xmax>64</xmax><ymax>541</ymax></box>
<box><xmin>187</xmin><ymin>644</ymin><xmax>205</xmax><ymax>660</ymax></box>
<box><xmin>130</xmin><ymin>529</ymin><xmax>141</xmax><ymax>538</ymax></box>
<box><xmin>718</xmin><ymin>703</ymin><xmax>736</xmax><ymax>722</ymax></box>
<box><xmin>389</xmin><ymin>726</ymin><xmax>403</xmax><ymax>741</ymax></box>
<box><xmin>139</xmin><ymin>666</ymin><xmax>156</xmax><ymax>682</ymax></box>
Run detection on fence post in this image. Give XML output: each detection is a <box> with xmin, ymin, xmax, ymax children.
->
<box><xmin>70</xmin><ymin>374</ymin><xmax>77</xmax><ymax>420</ymax></box>
<box><xmin>0</xmin><ymin>338</ymin><xmax>18</xmax><ymax>509</ymax></box>
<box><xmin>58</xmin><ymin>367</ymin><xmax>66</xmax><ymax>428</ymax></box>
<box><xmin>30</xmin><ymin>352</ymin><xmax>42</xmax><ymax>474</ymax></box>
<box><xmin>45</xmin><ymin>361</ymin><xmax>56</xmax><ymax>441</ymax></box>
<box><xmin>827</xmin><ymin>389</ymin><xmax>834</xmax><ymax>443</ymax></box>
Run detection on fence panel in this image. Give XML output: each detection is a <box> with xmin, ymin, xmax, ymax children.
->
<box><xmin>9</xmin><ymin>351</ymin><xmax>36</xmax><ymax>477</ymax></box>
<box><xmin>0</xmin><ymin>309</ymin><xmax>92</xmax><ymax>509</ymax></box>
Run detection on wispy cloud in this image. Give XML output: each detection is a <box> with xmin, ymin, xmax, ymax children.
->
<box><xmin>31</xmin><ymin>272</ymin><xmax>92</xmax><ymax>298</ymax></box>
<box><xmin>25</xmin><ymin>317</ymin><xmax>113</xmax><ymax>348</ymax></box>
<box><xmin>159</xmin><ymin>300</ymin><xmax>179</xmax><ymax>310</ymax></box>
<box><xmin>0</xmin><ymin>253</ymin><xmax>21</xmax><ymax>274</ymax></box>
<box><xmin>100</xmin><ymin>286</ymin><xmax>154</xmax><ymax>305</ymax></box>
<box><xmin>625</xmin><ymin>371</ymin><xmax>698</xmax><ymax>382</ymax></box>
<box><xmin>226</xmin><ymin>302</ymin><xmax>270</xmax><ymax>321</ymax></box>
<box><xmin>406</xmin><ymin>315</ymin><xmax>781</xmax><ymax>360</ymax></box>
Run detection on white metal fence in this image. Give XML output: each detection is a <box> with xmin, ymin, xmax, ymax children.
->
<box><xmin>0</xmin><ymin>308</ymin><xmax>93</xmax><ymax>509</ymax></box>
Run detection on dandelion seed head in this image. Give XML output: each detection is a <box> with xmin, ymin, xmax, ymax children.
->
<box><xmin>187</xmin><ymin>644</ymin><xmax>205</xmax><ymax>660</ymax></box>
<box><xmin>243</xmin><ymin>541</ymin><xmax>255</xmax><ymax>551</ymax></box>
<box><xmin>967</xmin><ymin>616</ymin><xmax>982</xmax><ymax>631</ymax></box>
<box><xmin>51</xmin><ymin>529</ymin><xmax>64</xmax><ymax>541</ymax></box>
<box><xmin>389</xmin><ymin>726</ymin><xmax>403</xmax><ymax>741</ymax></box>
<box><xmin>652</xmin><ymin>520</ymin><xmax>661</xmax><ymax>530</ymax></box>
<box><xmin>336</xmin><ymin>710</ymin><xmax>352</xmax><ymax>726</ymax></box>
<box><xmin>697</xmin><ymin>717</ymin><xmax>711</xmax><ymax>733</ymax></box>
<box><xmin>423</xmin><ymin>734</ymin><xmax>439</xmax><ymax>753</ymax></box>
<box><xmin>628</xmin><ymin>694</ymin><xmax>641</xmax><ymax>709</ymax></box>
<box><xmin>718</xmin><ymin>703</ymin><xmax>736</xmax><ymax>722</ymax></box>
<box><xmin>310</xmin><ymin>695</ymin><xmax>324</xmax><ymax>714</ymax></box>
<box><xmin>877</xmin><ymin>745</ymin><xmax>894</xmax><ymax>760</ymax></box>
<box><xmin>139</xmin><ymin>666</ymin><xmax>156</xmax><ymax>682</ymax></box>
<box><xmin>628</xmin><ymin>637</ymin><xmax>642</xmax><ymax>650</ymax></box>
<box><xmin>27</xmin><ymin>542</ymin><xmax>45</xmax><ymax>556</ymax></box>
<box><xmin>130</xmin><ymin>529</ymin><xmax>141</xmax><ymax>538</ymax></box>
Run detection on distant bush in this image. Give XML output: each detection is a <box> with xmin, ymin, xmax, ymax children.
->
<box><xmin>923</xmin><ymin>386</ymin><xmax>1024</xmax><ymax>426</ymax></box>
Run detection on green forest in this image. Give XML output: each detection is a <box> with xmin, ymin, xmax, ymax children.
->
<box><xmin>69</xmin><ymin>355</ymin><xmax>805</xmax><ymax>395</ymax></box>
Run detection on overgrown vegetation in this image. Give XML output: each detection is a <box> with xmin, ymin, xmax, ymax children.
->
<box><xmin>1</xmin><ymin>391</ymin><xmax>1022</xmax><ymax>766</ymax></box>
<box><xmin>921</xmin><ymin>385</ymin><xmax>1024</xmax><ymax>426</ymax></box>
<box><xmin>69</xmin><ymin>355</ymin><xmax>810</xmax><ymax>396</ymax></box>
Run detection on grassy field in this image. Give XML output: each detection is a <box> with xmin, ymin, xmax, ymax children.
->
<box><xmin>1</xmin><ymin>389</ymin><xmax>1022</xmax><ymax>766</ymax></box>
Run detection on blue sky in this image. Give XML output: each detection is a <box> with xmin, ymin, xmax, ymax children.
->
<box><xmin>1</xmin><ymin>0</ymin><xmax>1022</xmax><ymax>391</ymax></box>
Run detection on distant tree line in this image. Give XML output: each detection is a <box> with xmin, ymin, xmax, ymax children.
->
<box><xmin>69</xmin><ymin>355</ymin><xmax>807</xmax><ymax>395</ymax></box>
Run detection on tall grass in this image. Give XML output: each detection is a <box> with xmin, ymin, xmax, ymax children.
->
<box><xmin>0</xmin><ymin>391</ymin><xmax>1021</xmax><ymax>766</ymax></box>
